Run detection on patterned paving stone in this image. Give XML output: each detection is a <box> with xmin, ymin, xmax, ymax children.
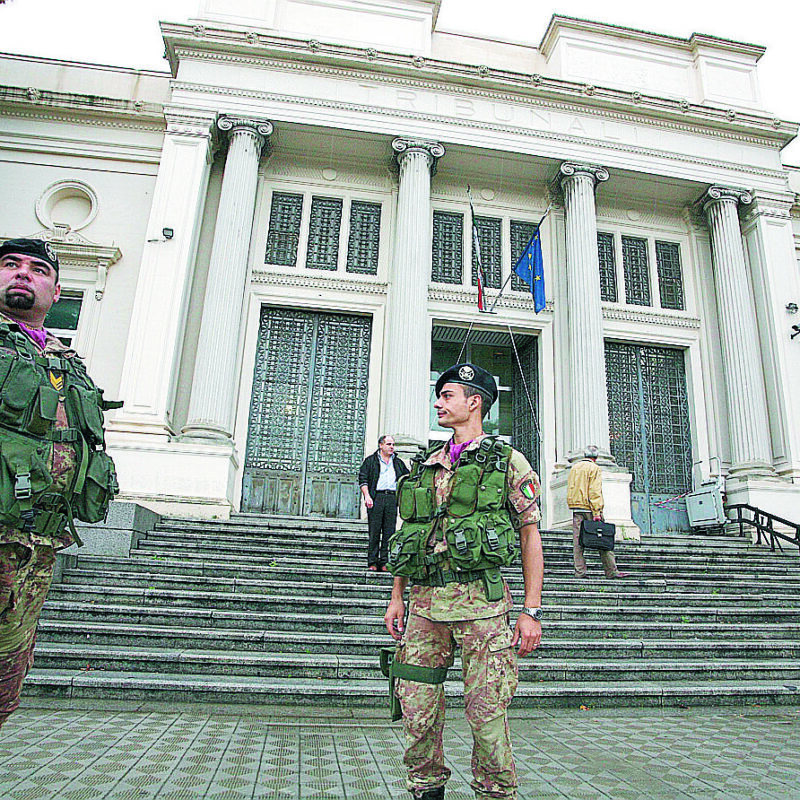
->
<box><xmin>1</xmin><ymin>706</ymin><xmax>800</xmax><ymax>798</ymax></box>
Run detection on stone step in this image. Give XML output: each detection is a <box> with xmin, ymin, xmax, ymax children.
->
<box><xmin>22</xmin><ymin>669</ymin><xmax>800</xmax><ymax>708</ymax></box>
<box><xmin>46</xmin><ymin>582</ymin><xmax>800</xmax><ymax>610</ymax></box>
<box><xmin>37</xmin><ymin>601</ymin><xmax>800</xmax><ymax>640</ymax></box>
<box><xmin>30</xmin><ymin>643</ymin><xmax>800</xmax><ymax>684</ymax></box>
<box><xmin>142</xmin><ymin>528</ymin><xmax>780</xmax><ymax>562</ymax></box>
<box><xmin>43</xmin><ymin>586</ymin><xmax>800</xmax><ymax>622</ymax></box>
<box><xmin>133</xmin><ymin>537</ymin><xmax>800</xmax><ymax>575</ymax></box>
<box><xmin>35</xmin><ymin>620</ymin><xmax>800</xmax><ymax>658</ymax></box>
<box><xmin>59</xmin><ymin>564</ymin><xmax>800</xmax><ymax>597</ymax></box>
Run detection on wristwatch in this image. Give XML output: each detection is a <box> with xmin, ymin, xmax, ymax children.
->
<box><xmin>521</xmin><ymin>607</ymin><xmax>543</xmax><ymax>621</ymax></box>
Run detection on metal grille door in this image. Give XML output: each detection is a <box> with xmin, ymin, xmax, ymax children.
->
<box><xmin>511</xmin><ymin>338</ymin><xmax>540</xmax><ymax>476</ymax></box>
<box><xmin>605</xmin><ymin>342</ymin><xmax>693</xmax><ymax>534</ymax></box>
<box><xmin>243</xmin><ymin>307</ymin><xmax>372</xmax><ymax>518</ymax></box>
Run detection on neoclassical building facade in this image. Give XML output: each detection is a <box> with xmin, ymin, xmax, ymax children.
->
<box><xmin>1</xmin><ymin>0</ymin><xmax>799</xmax><ymax>537</ymax></box>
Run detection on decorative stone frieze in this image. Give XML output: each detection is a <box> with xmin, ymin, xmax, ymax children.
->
<box><xmin>701</xmin><ymin>185</ymin><xmax>775</xmax><ymax>477</ymax></box>
<box><xmin>182</xmin><ymin>115</ymin><xmax>273</xmax><ymax>444</ymax></box>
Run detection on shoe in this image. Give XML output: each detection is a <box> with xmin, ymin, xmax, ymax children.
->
<box><xmin>609</xmin><ymin>571</ymin><xmax>629</xmax><ymax>579</ymax></box>
<box><xmin>412</xmin><ymin>787</ymin><xmax>445</xmax><ymax>800</ymax></box>
<box><xmin>379</xmin><ymin>565</ymin><xmax>389</xmax><ymax>572</ymax></box>
<box><xmin>368</xmin><ymin>564</ymin><xmax>378</xmax><ymax>571</ymax></box>
<box><xmin>574</xmin><ymin>573</ymin><xmax>588</xmax><ymax>579</ymax></box>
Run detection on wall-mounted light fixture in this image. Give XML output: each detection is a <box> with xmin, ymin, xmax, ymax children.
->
<box><xmin>791</xmin><ymin>325</ymin><xmax>800</xmax><ymax>340</ymax></box>
<box><xmin>786</xmin><ymin>302</ymin><xmax>798</xmax><ymax>314</ymax></box>
<box><xmin>162</xmin><ymin>227</ymin><xmax>174</xmax><ymax>240</ymax></box>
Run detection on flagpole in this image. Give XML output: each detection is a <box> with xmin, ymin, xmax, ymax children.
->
<box><xmin>486</xmin><ymin>203</ymin><xmax>553</xmax><ymax>314</ymax></box>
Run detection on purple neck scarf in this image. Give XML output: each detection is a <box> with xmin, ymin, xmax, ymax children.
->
<box><xmin>449</xmin><ymin>438</ymin><xmax>476</xmax><ymax>466</ymax></box>
<box><xmin>16</xmin><ymin>320</ymin><xmax>48</xmax><ymax>351</ymax></box>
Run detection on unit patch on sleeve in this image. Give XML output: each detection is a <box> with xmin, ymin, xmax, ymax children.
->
<box><xmin>521</xmin><ymin>480</ymin><xmax>537</xmax><ymax>501</ymax></box>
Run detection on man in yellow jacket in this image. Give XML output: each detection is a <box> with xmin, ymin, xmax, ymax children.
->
<box><xmin>567</xmin><ymin>446</ymin><xmax>627</xmax><ymax>579</ymax></box>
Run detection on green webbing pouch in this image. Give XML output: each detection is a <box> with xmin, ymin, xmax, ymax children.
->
<box><xmin>72</xmin><ymin>449</ymin><xmax>119</xmax><ymax>524</ymax></box>
<box><xmin>481</xmin><ymin>566</ymin><xmax>505</xmax><ymax>602</ymax></box>
<box><xmin>379</xmin><ymin>647</ymin><xmax>449</xmax><ymax>721</ymax></box>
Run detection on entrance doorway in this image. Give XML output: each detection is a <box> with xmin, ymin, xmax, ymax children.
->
<box><xmin>605</xmin><ymin>342</ymin><xmax>693</xmax><ymax>534</ymax></box>
<box><xmin>242</xmin><ymin>307</ymin><xmax>372</xmax><ymax>518</ymax></box>
<box><xmin>430</xmin><ymin>327</ymin><xmax>539</xmax><ymax>474</ymax></box>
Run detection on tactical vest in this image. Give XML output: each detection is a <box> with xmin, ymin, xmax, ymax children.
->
<box><xmin>387</xmin><ymin>436</ymin><xmax>518</xmax><ymax>583</ymax></box>
<box><xmin>0</xmin><ymin>320</ymin><xmax>120</xmax><ymax>543</ymax></box>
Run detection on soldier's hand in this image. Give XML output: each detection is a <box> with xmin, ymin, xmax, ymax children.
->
<box><xmin>512</xmin><ymin>614</ymin><xmax>541</xmax><ymax>657</ymax></box>
<box><xmin>384</xmin><ymin>599</ymin><xmax>405</xmax><ymax>640</ymax></box>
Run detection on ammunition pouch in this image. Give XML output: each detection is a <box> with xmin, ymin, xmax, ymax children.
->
<box><xmin>379</xmin><ymin>646</ymin><xmax>449</xmax><ymax>722</ymax></box>
<box><xmin>388</xmin><ymin>437</ymin><xmax>517</xmax><ymax>582</ymax></box>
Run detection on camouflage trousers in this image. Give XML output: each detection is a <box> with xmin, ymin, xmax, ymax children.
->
<box><xmin>396</xmin><ymin>613</ymin><xmax>519</xmax><ymax>799</ymax></box>
<box><xmin>0</xmin><ymin>542</ymin><xmax>56</xmax><ymax>729</ymax></box>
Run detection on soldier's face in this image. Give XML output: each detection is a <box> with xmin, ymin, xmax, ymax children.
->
<box><xmin>434</xmin><ymin>383</ymin><xmax>480</xmax><ymax>428</ymax></box>
<box><xmin>0</xmin><ymin>253</ymin><xmax>60</xmax><ymax>324</ymax></box>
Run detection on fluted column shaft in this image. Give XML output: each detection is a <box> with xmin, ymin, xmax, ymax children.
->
<box><xmin>383</xmin><ymin>138</ymin><xmax>445</xmax><ymax>454</ymax></box>
<box><xmin>560</xmin><ymin>163</ymin><xmax>612</xmax><ymax>461</ymax></box>
<box><xmin>702</xmin><ymin>186</ymin><xmax>774</xmax><ymax>475</ymax></box>
<box><xmin>183</xmin><ymin>116</ymin><xmax>273</xmax><ymax>442</ymax></box>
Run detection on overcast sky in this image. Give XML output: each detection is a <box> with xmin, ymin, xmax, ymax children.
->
<box><xmin>1</xmin><ymin>0</ymin><xmax>797</xmax><ymax>163</ymax></box>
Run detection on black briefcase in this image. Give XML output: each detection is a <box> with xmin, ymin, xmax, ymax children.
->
<box><xmin>579</xmin><ymin>520</ymin><xmax>616</xmax><ymax>551</ymax></box>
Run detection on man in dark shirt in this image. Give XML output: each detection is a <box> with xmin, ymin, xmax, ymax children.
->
<box><xmin>358</xmin><ymin>435</ymin><xmax>409</xmax><ymax>571</ymax></box>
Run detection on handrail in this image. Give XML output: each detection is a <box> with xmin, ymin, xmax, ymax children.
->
<box><xmin>726</xmin><ymin>503</ymin><xmax>800</xmax><ymax>554</ymax></box>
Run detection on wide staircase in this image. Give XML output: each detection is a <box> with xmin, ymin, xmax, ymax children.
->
<box><xmin>26</xmin><ymin>513</ymin><xmax>800</xmax><ymax>709</ymax></box>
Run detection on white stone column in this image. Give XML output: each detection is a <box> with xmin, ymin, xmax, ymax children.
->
<box><xmin>383</xmin><ymin>138</ymin><xmax>445</xmax><ymax>456</ymax></box>
<box><xmin>702</xmin><ymin>186</ymin><xmax>775</xmax><ymax>476</ymax></box>
<box><xmin>560</xmin><ymin>162</ymin><xmax>613</xmax><ymax>462</ymax></box>
<box><xmin>111</xmin><ymin>107</ymin><xmax>216</xmax><ymax>440</ymax></box>
<box><xmin>182</xmin><ymin>115</ymin><xmax>273</xmax><ymax>443</ymax></box>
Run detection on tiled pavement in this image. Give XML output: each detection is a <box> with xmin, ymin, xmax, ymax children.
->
<box><xmin>2</xmin><ymin>703</ymin><xmax>799</xmax><ymax>799</ymax></box>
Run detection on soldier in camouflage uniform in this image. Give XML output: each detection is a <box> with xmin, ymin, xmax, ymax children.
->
<box><xmin>384</xmin><ymin>363</ymin><xmax>544</xmax><ymax>800</ymax></box>
<box><xmin>0</xmin><ymin>239</ymin><xmax>116</xmax><ymax>728</ymax></box>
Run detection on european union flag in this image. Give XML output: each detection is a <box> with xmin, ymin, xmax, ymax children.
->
<box><xmin>513</xmin><ymin>227</ymin><xmax>546</xmax><ymax>313</ymax></box>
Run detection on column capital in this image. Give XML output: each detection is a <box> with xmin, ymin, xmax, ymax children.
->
<box><xmin>559</xmin><ymin>162</ymin><xmax>609</xmax><ymax>188</ymax></box>
<box><xmin>700</xmin><ymin>185</ymin><xmax>753</xmax><ymax>215</ymax></box>
<box><xmin>217</xmin><ymin>115</ymin><xmax>274</xmax><ymax>148</ymax></box>
<box><xmin>392</xmin><ymin>137</ymin><xmax>446</xmax><ymax>175</ymax></box>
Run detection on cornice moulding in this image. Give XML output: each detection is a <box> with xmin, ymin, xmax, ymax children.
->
<box><xmin>428</xmin><ymin>285</ymin><xmax>551</xmax><ymax>312</ymax></box>
<box><xmin>251</xmin><ymin>270</ymin><xmax>388</xmax><ymax>295</ymax></box>
<box><xmin>171</xmin><ymin>80</ymin><xmax>788</xmax><ymax>183</ymax></box>
<box><xmin>160</xmin><ymin>22</ymin><xmax>796</xmax><ymax>146</ymax></box>
<box><xmin>602</xmin><ymin>305</ymin><xmax>701</xmax><ymax>329</ymax></box>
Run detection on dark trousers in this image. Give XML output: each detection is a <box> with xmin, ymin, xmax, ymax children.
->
<box><xmin>367</xmin><ymin>491</ymin><xmax>398</xmax><ymax>566</ymax></box>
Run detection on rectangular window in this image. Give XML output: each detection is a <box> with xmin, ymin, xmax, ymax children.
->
<box><xmin>597</xmin><ymin>232</ymin><xmax>618</xmax><ymax>302</ymax></box>
<box><xmin>44</xmin><ymin>291</ymin><xmax>83</xmax><ymax>346</ymax></box>
<box><xmin>622</xmin><ymin>235</ymin><xmax>651</xmax><ymax>306</ymax></box>
<box><xmin>431</xmin><ymin>210</ymin><xmax>463</xmax><ymax>284</ymax></box>
<box><xmin>305</xmin><ymin>196</ymin><xmax>343</xmax><ymax>271</ymax></box>
<box><xmin>472</xmin><ymin>216</ymin><xmax>502</xmax><ymax>290</ymax></box>
<box><xmin>510</xmin><ymin>220</ymin><xmax>537</xmax><ymax>292</ymax></box>
<box><xmin>265</xmin><ymin>192</ymin><xmax>303</xmax><ymax>266</ymax></box>
<box><xmin>655</xmin><ymin>241</ymin><xmax>685</xmax><ymax>310</ymax></box>
<box><xmin>346</xmin><ymin>201</ymin><xmax>381</xmax><ymax>275</ymax></box>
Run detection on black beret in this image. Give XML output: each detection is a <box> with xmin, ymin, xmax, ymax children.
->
<box><xmin>435</xmin><ymin>363</ymin><xmax>498</xmax><ymax>405</ymax></box>
<box><xmin>0</xmin><ymin>238</ymin><xmax>59</xmax><ymax>276</ymax></box>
